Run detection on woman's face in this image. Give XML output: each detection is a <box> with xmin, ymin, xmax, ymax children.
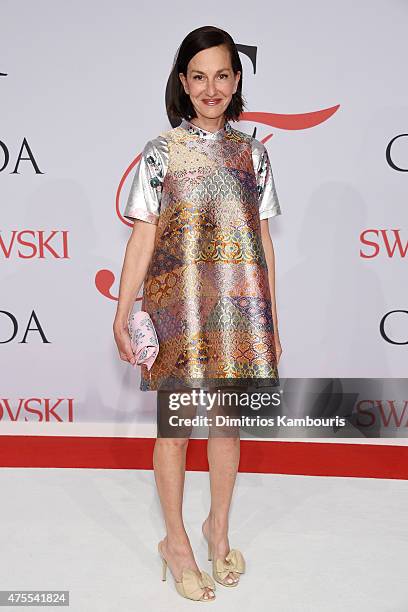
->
<box><xmin>179</xmin><ymin>44</ymin><xmax>241</xmax><ymax>122</ymax></box>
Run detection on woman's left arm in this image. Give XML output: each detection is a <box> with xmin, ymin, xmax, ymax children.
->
<box><xmin>260</xmin><ymin>219</ymin><xmax>282</xmax><ymax>364</ymax></box>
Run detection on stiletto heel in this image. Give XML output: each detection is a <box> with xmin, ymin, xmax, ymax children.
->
<box><xmin>158</xmin><ymin>539</ymin><xmax>216</xmax><ymax>601</ymax></box>
<box><xmin>208</xmin><ymin>541</ymin><xmax>212</xmax><ymax>561</ymax></box>
<box><xmin>161</xmin><ymin>557</ymin><xmax>167</xmax><ymax>581</ymax></box>
<box><xmin>158</xmin><ymin>542</ymin><xmax>168</xmax><ymax>580</ymax></box>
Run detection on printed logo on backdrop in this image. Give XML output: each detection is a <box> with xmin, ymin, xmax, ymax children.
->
<box><xmin>360</xmin><ymin>132</ymin><xmax>408</xmax><ymax>345</ymax></box>
<box><xmin>0</xmin><ymin>231</ymin><xmax>69</xmax><ymax>259</ymax></box>
<box><xmin>1</xmin><ymin>69</ymin><xmax>65</xmax><ymax>260</ymax></box>
<box><xmin>360</xmin><ymin>134</ymin><xmax>408</xmax><ymax>260</ymax></box>
<box><xmin>0</xmin><ymin>309</ymin><xmax>50</xmax><ymax>344</ymax></box>
<box><xmin>0</xmin><ymin>136</ymin><xmax>44</xmax><ymax>175</ymax></box>
<box><xmin>386</xmin><ymin>133</ymin><xmax>408</xmax><ymax>172</ymax></box>
<box><xmin>360</xmin><ymin>229</ymin><xmax>408</xmax><ymax>259</ymax></box>
<box><xmin>95</xmin><ymin>44</ymin><xmax>340</xmax><ymax>304</ymax></box>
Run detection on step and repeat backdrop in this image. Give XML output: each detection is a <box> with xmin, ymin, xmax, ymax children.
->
<box><xmin>1</xmin><ymin>1</ymin><xmax>407</xmax><ymax>450</ymax></box>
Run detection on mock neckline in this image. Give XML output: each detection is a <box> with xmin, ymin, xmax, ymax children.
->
<box><xmin>179</xmin><ymin>118</ymin><xmax>232</xmax><ymax>140</ymax></box>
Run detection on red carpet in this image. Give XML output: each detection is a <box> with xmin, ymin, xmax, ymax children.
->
<box><xmin>0</xmin><ymin>436</ymin><xmax>407</xmax><ymax>479</ymax></box>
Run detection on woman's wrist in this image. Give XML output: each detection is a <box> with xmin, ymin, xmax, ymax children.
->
<box><xmin>113</xmin><ymin>310</ymin><xmax>129</xmax><ymax>330</ymax></box>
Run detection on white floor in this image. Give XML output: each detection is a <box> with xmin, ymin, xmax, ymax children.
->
<box><xmin>1</xmin><ymin>468</ymin><xmax>407</xmax><ymax>611</ymax></box>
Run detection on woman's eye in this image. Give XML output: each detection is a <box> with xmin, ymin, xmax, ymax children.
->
<box><xmin>193</xmin><ymin>74</ymin><xmax>229</xmax><ymax>80</ymax></box>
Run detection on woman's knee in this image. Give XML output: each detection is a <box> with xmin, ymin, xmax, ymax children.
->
<box><xmin>155</xmin><ymin>436</ymin><xmax>190</xmax><ymax>449</ymax></box>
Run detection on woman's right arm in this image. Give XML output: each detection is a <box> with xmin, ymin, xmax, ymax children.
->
<box><xmin>113</xmin><ymin>220</ymin><xmax>157</xmax><ymax>365</ymax></box>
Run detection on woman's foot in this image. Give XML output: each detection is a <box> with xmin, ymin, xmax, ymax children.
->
<box><xmin>160</xmin><ymin>535</ymin><xmax>215</xmax><ymax>600</ymax></box>
<box><xmin>202</xmin><ymin>516</ymin><xmax>240</xmax><ymax>585</ymax></box>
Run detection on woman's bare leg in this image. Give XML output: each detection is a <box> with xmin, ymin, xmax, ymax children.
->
<box><xmin>154</xmin><ymin>389</ymin><xmax>215</xmax><ymax>599</ymax></box>
<box><xmin>202</xmin><ymin>386</ymin><xmax>242</xmax><ymax>584</ymax></box>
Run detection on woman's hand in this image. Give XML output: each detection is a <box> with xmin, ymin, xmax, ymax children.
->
<box><xmin>113</xmin><ymin>220</ymin><xmax>157</xmax><ymax>368</ymax></box>
<box><xmin>113</xmin><ymin>317</ymin><xmax>136</xmax><ymax>365</ymax></box>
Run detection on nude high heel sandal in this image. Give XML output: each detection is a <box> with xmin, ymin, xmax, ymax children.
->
<box><xmin>158</xmin><ymin>540</ymin><xmax>216</xmax><ymax>602</ymax></box>
<box><xmin>207</xmin><ymin>541</ymin><xmax>246</xmax><ymax>587</ymax></box>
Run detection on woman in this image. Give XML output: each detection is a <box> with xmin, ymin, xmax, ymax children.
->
<box><xmin>113</xmin><ymin>25</ymin><xmax>283</xmax><ymax>602</ymax></box>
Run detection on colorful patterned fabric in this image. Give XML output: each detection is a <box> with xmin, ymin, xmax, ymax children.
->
<box><xmin>124</xmin><ymin>118</ymin><xmax>282</xmax><ymax>391</ymax></box>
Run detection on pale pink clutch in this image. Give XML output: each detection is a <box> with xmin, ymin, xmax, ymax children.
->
<box><xmin>127</xmin><ymin>310</ymin><xmax>159</xmax><ymax>371</ymax></box>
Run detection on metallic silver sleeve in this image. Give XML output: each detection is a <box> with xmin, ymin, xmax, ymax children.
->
<box><xmin>123</xmin><ymin>135</ymin><xmax>169</xmax><ymax>225</ymax></box>
<box><xmin>251</xmin><ymin>139</ymin><xmax>282</xmax><ymax>220</ymax></box>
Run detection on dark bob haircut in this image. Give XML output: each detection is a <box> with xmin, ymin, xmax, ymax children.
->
<box><xmin>166</xmin><ymin>25</ymin><xmax>247</xmax><ymax>125</ymax></box>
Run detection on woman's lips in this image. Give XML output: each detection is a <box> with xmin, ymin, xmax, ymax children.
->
<box><xmin>202</xmin><ymin>99</ymin><xmax>222</xmax><ymax>105</ymax></box>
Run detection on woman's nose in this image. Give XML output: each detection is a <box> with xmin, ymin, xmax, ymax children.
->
<box><xmin>205</xmin><ymin>82</ymin><xmax>217</xmax><ymax>95</ymax></box>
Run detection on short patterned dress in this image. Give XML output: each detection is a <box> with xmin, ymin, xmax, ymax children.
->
<box><xmin>124</xmin><ymin>118</ymin><xmax>282</xmax><ymax>393</ymax></box>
